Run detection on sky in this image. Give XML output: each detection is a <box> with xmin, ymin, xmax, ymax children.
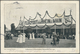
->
<box><xmin>4</xmin><ymin>2</ymin><xmax>76</xmax><ymax>30</ymax></box>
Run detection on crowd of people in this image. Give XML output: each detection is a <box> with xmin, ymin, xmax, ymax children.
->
<box><xmin>4</xmin><ymin>32</ymin><xmax>13</xmax><ymax>40</ymax></box>
<box><xmin>15</xmin><ymin>31</ymin><xmax>60</xmax><ymax>45</ymax></box>
<box><xmin>5</xmin><ymin>31</ymin><xmax>75</xmax><ymax>46</ymax></box>
<box><xmin>16</xmin><ymin>31</ymin><xmax>35</xmax><ymax>43</ymax></box>
<box><xmin>41</xmin><ymin>32</ymin><xmax>60</xmax><ymax>45</ymax></box>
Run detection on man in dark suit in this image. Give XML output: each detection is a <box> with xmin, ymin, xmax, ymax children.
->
<box><xmin>56</xmin><ymin>32</ymin><xmax>59</xmax><ymax>44</ymax></box>
<box><xmin>52</xmin><ymin>32</ymin><xmax>56</xmax><ymax>45</ymax></box>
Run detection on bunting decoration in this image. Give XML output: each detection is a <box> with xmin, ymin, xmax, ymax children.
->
<box><xmin>37</xmin><ymin>12</ymin><xmax>41</xmax><ymax>16</ymax></box>
<box><xmin>16</xmin><ymin>10</ymin><xmax>76</xmax><ymax>30</ymax></box>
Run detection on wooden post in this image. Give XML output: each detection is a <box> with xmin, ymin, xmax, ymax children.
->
<box><xmin>63</xmin><ymin>25</ymin><xmax>64</xmax><ymax>36</ymax></box>
<box><xmin>36</xmin><ymin>28</ymin><xmax>37</xmax><ymax>33</ymax></box>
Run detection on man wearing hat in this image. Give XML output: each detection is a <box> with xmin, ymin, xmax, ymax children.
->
<box><xmin>42</xmin><ymin>33</ymin><xmax>46</xmax><ymax>44</ymax></box>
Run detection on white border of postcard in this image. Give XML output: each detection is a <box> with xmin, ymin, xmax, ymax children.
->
<box><xmin>1</xmin><ymin>1</ymin><xmax>79</xmax><ymax>53</ymax></box>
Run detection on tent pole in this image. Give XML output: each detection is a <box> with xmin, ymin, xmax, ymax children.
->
<box><xmin>36</xmin><ymin>29</ymin><xmax>37</xmax><ymax>33</ymax></box>
<box><xmin>35</xmin><ymin>23</ymin><xmax>37</xmax><ymax>38</ymax></box>
<box><xmin>20</xmin><ymin>17</ymin><xmax>21</xmax><ymax>32</ymax></box>
<box><xmin>63</xmin><ymin>11</ymin><xmax>65</xmax><ymax>36</ymax></box>
<box><xmin>55</xmin><ymin>23</ymin><xmax>56</xmax><ymax>33</ymax></box>
<box><xmin>23</xmin><ymin>17</ymin><xmax>24</xmax><ymax>33</ymax></box>
<box><xmin>63</xmin><ymin>25</ymin><xmax>64</xmax><ymax>36</ymax></box>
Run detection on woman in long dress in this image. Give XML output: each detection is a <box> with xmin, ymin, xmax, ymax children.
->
<box><xmin>22</xmin><ymin>33</ymin><xmax>26</xmax><ymax>42</ymax></box>
<box><xmin>29</xmin><ymin>33</ymin><xmax>32</xmax><ymax>39</ymax></box>
<box><xmin>32</xmin><ymin>32</ymin><xmax>35</xmax><ymax>39</ymax></box>
<box><xmin>16</xmin><ymin>31</ymin><xmax>20</xmax><ymax>42</ymax></box>
<box><xmin>16</xmin><ymin>31</ymin><xmax>23</xmax><ymax>43</ymax></box>
<box><xmin>19</xmin><ymin>34</ymin><xmax>23</xmax><ymax>43</ymax></box>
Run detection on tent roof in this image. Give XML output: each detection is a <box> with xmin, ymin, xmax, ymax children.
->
<box><xmin>16</xmin><ymin>26</ymin><xmax>27</xmax><ymax>30</ymax></box>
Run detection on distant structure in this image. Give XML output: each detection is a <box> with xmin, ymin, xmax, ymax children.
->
<box><xmin>16</xmin><ymin>10</ymin><xmax>76</xmax><ymax>36</ymax></box>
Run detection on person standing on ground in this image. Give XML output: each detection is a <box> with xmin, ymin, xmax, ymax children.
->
<box><xmin>28</xmin><ymin>33</ymin><xmax>30</xmax><ymax>39</ymax></box>
<box><xmin>42</xmin><ymin>33</ymin><xmax>46</xmax><ymax>44</ymax></box>
<box><xmin>73</xmin><ymin>34</ymin><xmax>75</xmax><ymax>39</ymax></box>
<box><xmin>56</xmin><ymin>33</ymin><xmax>59</xmax><ymax>44</ymax></box>
<box><xmin>32</xmin><ymin>32</ymin><xmax>35</xmax><ymax>39</ymax></box>
<box><xmin>16</xmin><ymin>31</ymin><xmax>20</xmax><ymax>42</ymax></box>
<box><xmin>16</xmin><ymin>31</ymin><xmax>23</xmax><ymax>43</ymax></box>
<box><xmin>29</xmin><ymin>33</ymin><xmax>32</xmax><ymax>39</ymax></box>
<box><xmin>11</xmin><ymin>33</ymin><xmax>13</xmax><ymax>39</ymax></box>
<box><xmin>22</xmin><ymin>33</ymin><xmax>26</xmax><ymax>42</ymax></box>
<box><xmin>52</xmin><ymin>32</ymin><xmax>56</xmax><ymax>45</ymax></box>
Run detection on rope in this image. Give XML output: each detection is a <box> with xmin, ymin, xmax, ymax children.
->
<box><xmin>63</xmin><ymin>23</ymin><xmax>71</xmax><ymax>27</ymax></box>
<box><xmin>36</xmin><ymin>25</ymin><xmax>46</xmax><ymax>28</ymax></box>
<box><xmin>71</xmin><ymin>16</ymin><xmax>76</xmax><ymax>23</ymax></box>
<box><xmin>30</xmin><ymin>12</ymin><xmax>38</xmax><ymax>20</ymax></box>
<box><xmin>24</xmin><ymin>10</ymin><xmax>64</xmax><ymax>20</ymax></box>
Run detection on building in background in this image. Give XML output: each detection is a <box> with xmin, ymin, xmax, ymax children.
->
<box><xmin>15</xmin><ymin>10</ymin><xmax>76</xmax><ymax>38</ymax></box>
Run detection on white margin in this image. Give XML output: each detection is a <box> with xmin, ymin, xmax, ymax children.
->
<box><xmin>1</xmin><ymin>1</ymin><xmax>79</xmax><ymax>53</ymax></box>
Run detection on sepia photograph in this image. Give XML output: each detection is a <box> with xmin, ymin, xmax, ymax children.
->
<box><xmin>1</xmin><ymin>1</ymin><xmax>79</xmax><ymax>53</ymax></box>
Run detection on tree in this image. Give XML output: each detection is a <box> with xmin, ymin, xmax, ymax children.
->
<box><xmin>11</xmin><ymin>23</ymin><xmax>15</xmax><ymax>34</ymax></box>
<box><xmin>4</xmin><ymin>24</ymin><xmax>6</xmax><ymax>33</ymax></box>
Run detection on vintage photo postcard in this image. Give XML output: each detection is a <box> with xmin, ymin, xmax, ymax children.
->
<box><xmin>1</xmin><ymin>1</ymin><xmax>79</xmax><ymax>53</ymax></box>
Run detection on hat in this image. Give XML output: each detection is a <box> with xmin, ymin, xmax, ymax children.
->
<box><xmin>18</xmin><ymin>31</ymin><xmax>20</xmax><ymax>32</ymax></box>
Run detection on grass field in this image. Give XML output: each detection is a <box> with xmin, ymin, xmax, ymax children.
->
<box><xmin>5</xmin><ymin>37</ymin><xmax>75</xmax><ymax>48</ymax></box>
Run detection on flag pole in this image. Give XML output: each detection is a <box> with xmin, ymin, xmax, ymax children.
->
<box><xmin>63</xmin><ymin>20</ymin><xmax>64</xmax><ymax>36</ymax></box>
<box><xmin>70</xmin><ymin>10</ymin><xmax>72</xmax><ymax>36</ymax></box>
<box><xmin>63</xmin><ymin>10</ymin><xmax>65</xmax><ymax>36</ymax></box>
<box><xmin>20</xmin><ymin>17</ymin><xmax>21</xmax><ymax>31</ymax></box>
<box><xmin>36</xmin><ymin>21</ymin><xmax>37</xmax><ymax>33</ymax></box>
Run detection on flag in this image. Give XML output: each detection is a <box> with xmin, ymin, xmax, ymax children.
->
<box><xmin>64</xmin><ymin>16</ymin><xmax>72</xmax><ymax>24</ymax></box>
<box><xmin>55</xmin><ymin>14</ymin><xmax>57</xmax><ymax>16</ymax></box>
<box><xmin>63</xmin><ymin>10</ymin><xmax>65</xmax><ymax>15</ymax></box>
<box><xmin>37</xmin><ymin>12</ymin><xmax>41</xmax><ymax>16</ymax></box>
<box><xmin>65</xmin><ymin>18</ymin><xmax>71</xmax><ymax>23</ymax></box>
<box><xmin>46</xmin><ymin>11</ymin><xmax>48</xmax><ymax>14</ymax></box>
<box><xmin>24</xmin><ymin>16</ymin><xmax>25</xmax><ymax>18</ymax></box>
<box><xmin>20</xmin><ymin>16</ymin><xmax>21</xmax><ymax>20</ymax></box>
